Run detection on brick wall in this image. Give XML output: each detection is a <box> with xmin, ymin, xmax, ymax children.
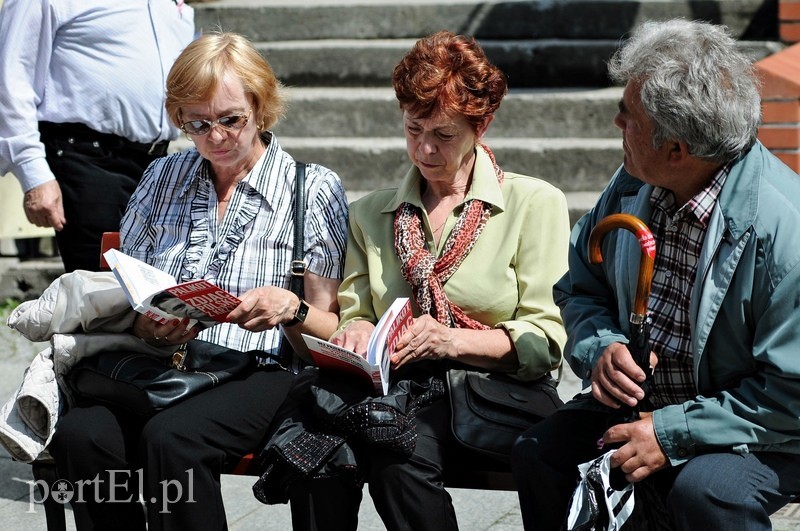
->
<box><xmin>756</xmin><ymin>44</ymin><xmax>800</xmax><ymax>172</ymax></box>
<box><xmin>780</xmin><ymin>0</ymin><xmax>800</xmax><ymax>43</ymax></box>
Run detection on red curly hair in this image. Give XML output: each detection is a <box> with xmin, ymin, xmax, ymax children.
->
<box><xmin>392</xmin><ymin>31</ymin><xmax>507</xmax><ymax>131</ymax></box>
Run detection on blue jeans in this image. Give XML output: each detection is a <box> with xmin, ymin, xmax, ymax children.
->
<box><xmin>512</xmin><ymin>403</ymin><xmax>800</xmax><ymax>530</ymax></box>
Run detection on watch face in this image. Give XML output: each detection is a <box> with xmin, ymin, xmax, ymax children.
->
<box><xmin>296</xmin><ymin>300</ymin><xmax>310</xmax><ymax>322</ymax></box>
<box><xmin>286</xmin><ymin>299</ymin><xmax>309</xmax><ymax>327</ymax></box>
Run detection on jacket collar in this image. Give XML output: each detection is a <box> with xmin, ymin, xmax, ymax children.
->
<box><xmin>715</xmin><ymin>142</ymin><xmax>761</xmax><ymax>240</ymax></box>
<box><xmin>614</xmin><ymin>141</ymin><xmax>763</xmax><ymax>239</ymax></box>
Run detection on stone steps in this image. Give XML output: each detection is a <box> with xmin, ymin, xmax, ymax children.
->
<box><xmin>175</xmin><ymin>132</ymin><xmax>619</xmax><ymax>202</ymax></box>
<box><xmin>172</xmin><ymin>86</ymin><xmax>625</xmax><ymax>194</ymax></box>
<box><xmin>274</xmin><ymin>136</ymin><xmax>621</xmax><ymax>192</ymax></box>
<box><xmin>187</xmin><ymin>0</ymin><xmax>782</xmax><ymax>212</ymax></box>
<box><xmin>195</xmin><ymin>0</ymin><xmax>779</xmax><ymax>87</ymax></box>
<box><xmin>195</xmin><ymin>0</ymin><xmax>775</xmax><ymax>42</ymax></box>
<box><xmin>271</xmin><ymin>87</ymin><xmax>623</xmax><ymax>198</ymax></box>
<box><xmin>254</xmin><ymin>38</ymin><xmax>622</xmax><ymax>88</ymax></box>
<box><xmin>271</xmin><ymin>87</ymin><xmax>622</xmax><ymax>138</ymax></box>
<box><xmin>251</xmin><ymin>38</ymin><xmax>780</xmax><ymax>88</ymax></box>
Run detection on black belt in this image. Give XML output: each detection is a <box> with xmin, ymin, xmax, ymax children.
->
<box><xmin>39</xmin><ymin>121</ymin><xmax>169</xmax><ymax>157</ymax></box>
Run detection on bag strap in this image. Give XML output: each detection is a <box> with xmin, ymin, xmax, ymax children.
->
<box><xmin>275</xmin><ymin>162</ymin><xmax>307</xmax><ymax>372</ymax></box>
<box><xmin>289</xmin><ymin>161</ymin><xmax>307</xmax><ymax>297</ymax></box>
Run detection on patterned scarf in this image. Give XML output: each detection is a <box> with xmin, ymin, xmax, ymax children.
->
<box><xmin>394</xmin><ymin>144</ymin><xmax>503</xmax><ymax>330</ymax></box>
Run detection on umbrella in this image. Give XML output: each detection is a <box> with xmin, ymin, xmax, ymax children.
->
<box><xmin>588</xmin><ymin>213</ymin><xmax>656</xmax><ymax>423</ymax></box>
<box><xmin>566</xmin><ymin>214</ymin><xmax>671</xmax><ymax>530</ymax></box>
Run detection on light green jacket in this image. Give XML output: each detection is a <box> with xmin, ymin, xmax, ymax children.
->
<box><xmin>337</xmin><ymin>148</ymin><xmax>570</xmax><ymax>381</ymax></box>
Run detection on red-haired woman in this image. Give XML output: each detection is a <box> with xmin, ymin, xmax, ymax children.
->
<box><xmin>282</xmin><ymin>31</ymin><xmax>571</xmax><ymax>530</ymax></box>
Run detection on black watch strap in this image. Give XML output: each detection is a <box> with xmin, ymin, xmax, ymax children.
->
<box><xmin>285</xmin><ymin>299</ymin><xmax>310</xmax><ymax>327</ymax></box>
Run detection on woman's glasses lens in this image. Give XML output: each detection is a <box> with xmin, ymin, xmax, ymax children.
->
<box><xmin>181</xmin><ymin>111</ymin><xmax>251</xmax><ymax>136</ymax></box>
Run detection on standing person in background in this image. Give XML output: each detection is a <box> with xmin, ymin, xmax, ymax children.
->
<box><xmin>0</xmin><ymin>0</ymin><xmax>195</xmax><ymax>272</ymax></box>
<box><xmin>512</xmin><ymin>19</ymin><xmax>800</xmax><ymax>530</ymax></box>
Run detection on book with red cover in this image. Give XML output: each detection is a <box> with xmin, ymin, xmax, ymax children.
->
<box><xmin>301</xmin><ymin>297</ymin><xmax>413</xmax><ymax>395</ymax></box>
<box><xmin>104</xmin><ymin>248</ymin><xmax>241</xmax><ymax>329</ymax></box>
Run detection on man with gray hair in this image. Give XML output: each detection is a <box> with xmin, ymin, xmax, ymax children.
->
<box><xmin>512</xmin><ymin>18</ymin><xmax>800</xmax><ymax>530</ymax></box>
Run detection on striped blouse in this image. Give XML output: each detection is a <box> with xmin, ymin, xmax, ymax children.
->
<box><xmin>120</xmin><ymin>133</ymin><xmax>349</xmax><ymax>356</ymax></box>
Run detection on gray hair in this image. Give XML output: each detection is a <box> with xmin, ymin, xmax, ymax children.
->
<box><xmin>608</xmin><ymin>19</ymin><xmax>761</xmax><ymax>163</ymax></box>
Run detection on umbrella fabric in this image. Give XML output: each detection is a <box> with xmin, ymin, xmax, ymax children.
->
<box><xmin>609</xmin><ymin>319</ymin><xmax>655</xmax><ymax>426</ymax></box>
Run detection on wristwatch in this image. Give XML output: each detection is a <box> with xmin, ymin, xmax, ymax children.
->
<box><xmin>285</xmin><ymin>299</ymin><xmax>310</xmax><ymax>327</ymax></box>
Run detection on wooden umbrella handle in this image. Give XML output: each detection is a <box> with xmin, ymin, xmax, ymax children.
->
<box><xmin>588</xmin><ymin>213</ymin><xmax>656</xmax><ymax>323</ymax></box>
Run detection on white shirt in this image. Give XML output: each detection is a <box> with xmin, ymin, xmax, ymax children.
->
<box><xmin>0</xmin><ymin>0</ymin><xmax>195</xmax><ymax>191</ymax></box>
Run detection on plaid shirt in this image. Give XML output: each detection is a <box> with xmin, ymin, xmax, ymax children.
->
<box><xmin>646</xmin><ymin>167</ymin><xmax>727</xmax><ymax>407</ymax></box>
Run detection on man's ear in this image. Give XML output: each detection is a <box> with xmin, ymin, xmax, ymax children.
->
<box><xmin>668</xmin><ymin>141</ymin><xmax>689</xmax><ymax>163</ymax></box>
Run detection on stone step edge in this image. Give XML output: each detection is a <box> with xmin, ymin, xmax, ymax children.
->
<box><xmin>282</xmin><ymin>86</ymin><xmax>624</xmax><ymax>100</ymax></box>
<box><xmin>276</xmin><ymin>137</ymin><xmax>622</xmax><ymax>149</ymax></box>
<box><xmin>171</xmin><ymin>136</ymin><xmax>622</xmax><ymax>152</ymax></box>
<box><xmin>193</xmin><ymin>0</ymin><xmax>772</xmax><ymax>42</ymax></box>
<box><xmin>255</xmin><ymin>37</ymin><xmax>781</xmax><ymax>50</ymax></box>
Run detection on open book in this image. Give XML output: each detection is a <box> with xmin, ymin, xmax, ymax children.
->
<box><xmin>301</xmin><ymin>297</ymin><xmax>413</xmax><ymax>395</ymax></box>
<box><xmin>104</xmin><ymin>248</ymin><xmax>242</xmax><ymax>329</ymax></box>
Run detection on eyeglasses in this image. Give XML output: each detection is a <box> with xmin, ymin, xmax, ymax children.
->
<box><xmin>180</xmin><ymin>109</ymin><xmax>252</xmax><ymax>136</ymax></box>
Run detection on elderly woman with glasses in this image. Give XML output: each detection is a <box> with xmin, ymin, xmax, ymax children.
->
<box><xmin>48</xmin><ymin>32</ymin><xmax>348</xmax><ymax>531</ymax></box>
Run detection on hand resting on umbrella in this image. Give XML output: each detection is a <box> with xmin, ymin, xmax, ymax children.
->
<box><xmin>591</xmin><ymin>342</ymin><xmax>658</xmax><ymax>409</ymax></box>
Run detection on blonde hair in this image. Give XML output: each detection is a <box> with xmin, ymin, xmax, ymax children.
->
<box><xmin>166</xmin><ymin>32</ymin><xmax>286</xmax><ymax>131</ymax></box>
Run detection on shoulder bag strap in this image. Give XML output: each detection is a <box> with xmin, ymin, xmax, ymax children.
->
<box><xmin>278</xmin><ymin>162</ymin><xmax>307</xmax><ymax>372</ymax></box>
<box><xmin>289</xmin><ymin>162</ymin><xmax>306</xmax><ymax>297</ymax></box>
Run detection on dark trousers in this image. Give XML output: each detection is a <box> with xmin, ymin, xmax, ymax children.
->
<box><xmin>289</xmin><ymin>391</ymin><xmax>504</xmax><ymax>531</ymax></box>
<box><xmin>39</xmin><ymin>122</ymin><xmax>167</xmax><ymax>272</ymax></box>
<box><xmin>511</xmin><ymin>402</ymin><xmax>800</xmax><ymax>530</ymax></box>
<box><xmin>49</xmin><ymin>366</ymin><xmax>294</xmax><ymax>531</ymax></box>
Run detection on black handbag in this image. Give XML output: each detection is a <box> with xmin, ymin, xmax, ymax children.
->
<box><xmin>67</xmin><ymin>340</ymin><xmax>256</xmax><ymax>417</ymax></box>
<box><xmin>447</xmin><ymin>369</ymin><xmax>564</xmax><ymax>462</ymax></box>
